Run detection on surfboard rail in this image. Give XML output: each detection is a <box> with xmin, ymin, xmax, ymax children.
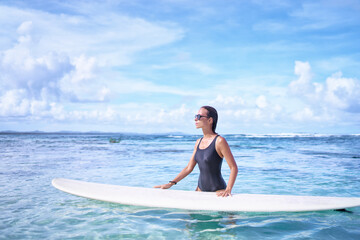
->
<box><xmin>52</xmin><ymin>178</ymin><xmax>360</xmax><ymax>212</ymax></box>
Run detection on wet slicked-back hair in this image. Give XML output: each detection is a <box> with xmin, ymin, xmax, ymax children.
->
<box><xmin>201</xmin><ymin>106</ymin><xmax>218</xmax><ymax>134</ymax></box>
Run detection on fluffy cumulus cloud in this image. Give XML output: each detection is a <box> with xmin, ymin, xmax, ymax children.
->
<box><xmin>0</xmin><ymin>26</ymin><xmax>70</xmax><ymax>118</ymax></box>
<box><xmin>206</xmin><ymin>92</ymin><xmax>284</xmax><ymax>132</ymax></box>
<box><xmin>0</xmin><ymin>24</ymin><xmax>106</xmax><ymax>119</ymax></box>
<box><xmin>124</xmin><ymin>103</ymin><xmax>190</xmax><ymax>125</ymax></box>
<box><xmin>196</xmin><ymin>61</ymin><xmax>360</xmax><ymax>133</ymax></box>
<box><xmin>288</xmin><ymin>61</ymin><xmax>360</xmax><ymax>121</ymax></box>
<box><xmin>0</xmin><ymin>5</ymin><xmax>183</xmax><ymax>126</ymax></box>
<box><xmin>324</xmin><ymin>73</ymin><xmax>360</xmax><ymax>112</ymax></box>
<box><xmin>289</xmin><ymin>61</ymin><xmax>314</xmax><ymax>96</ymax></box>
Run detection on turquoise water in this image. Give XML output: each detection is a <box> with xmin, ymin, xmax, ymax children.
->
<box><xmin>1</xmin><ymin>133</ymin><xmax>360</xmax><ymax>239</ymax></box>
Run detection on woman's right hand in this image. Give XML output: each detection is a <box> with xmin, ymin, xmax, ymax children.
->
<box><xmin>153</xmin><ymin>183</ymin><xmax>173</xmax><ymax>189</ymax></box>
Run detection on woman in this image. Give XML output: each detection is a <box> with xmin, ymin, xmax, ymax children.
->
<box><xmin>154</xmin><ymin>106</ymin><xmax>238</xmax><ymax>197</ymax></box>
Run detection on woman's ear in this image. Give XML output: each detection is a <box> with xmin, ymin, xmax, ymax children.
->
<box><xmin>208</xmin><ymin>117</ymin><xmax>213</xmax><ymax>125</ymax></box>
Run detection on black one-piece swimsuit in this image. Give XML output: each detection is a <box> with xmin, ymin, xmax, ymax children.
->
<box><xmin>194</xmin><ymin>135</ymin><xmax>227</xmax><ymax>192</ymax></box>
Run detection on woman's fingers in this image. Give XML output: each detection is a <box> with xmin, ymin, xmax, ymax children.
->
<box><xmin>153</xmin><ymin>183</ymin><xmax>172</xmax><ymax>189</ymax></box>
<box><xmin>216</xmin><ymin>190</ymin><xmax>232</xmax><ymax>197</ymax></box>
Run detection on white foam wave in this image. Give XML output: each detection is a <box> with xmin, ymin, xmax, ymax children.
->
<box><xmin>233</xmin><ymin>133</ymin><xmax>352</xmax><ymax>138</ymax></box>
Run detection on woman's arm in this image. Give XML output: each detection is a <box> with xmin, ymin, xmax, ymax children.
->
<box><xmin>154</xmin><ymin>139</ymin><xmax>199</xmax><ymax>189</ymax></box>
<box><xmin>215</xmin><ymin>136</ymin><xmax>238</xmax><ymax>197</ymax></box>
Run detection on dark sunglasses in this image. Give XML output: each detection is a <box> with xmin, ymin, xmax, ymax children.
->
<box><xmin>195</xmin><ymin>114</ymin><xmax>210</xmax><ymax>120</ymax></box>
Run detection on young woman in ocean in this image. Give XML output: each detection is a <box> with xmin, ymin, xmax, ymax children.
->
<box><xmin>154</xmin><ymin>106</ymin><xmax>238</xmax><ymax>197</ymax></box>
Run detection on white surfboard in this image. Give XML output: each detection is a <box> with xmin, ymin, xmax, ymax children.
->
<box><xmin>52</xmin><ymin>178</ymin><xmax>360</xmax><ymax>212</ymax></box>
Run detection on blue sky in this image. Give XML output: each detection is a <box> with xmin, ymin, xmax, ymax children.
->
<box><xmin>1</xmin><ymin>0</ymin><xmax>360</xmax><ymax>134</ymax></box>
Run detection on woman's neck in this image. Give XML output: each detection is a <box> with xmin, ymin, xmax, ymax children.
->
<box><xmin>202</xmin><ymin>128</ymin><xmax>215</xmax><ymax>138</ymax></box>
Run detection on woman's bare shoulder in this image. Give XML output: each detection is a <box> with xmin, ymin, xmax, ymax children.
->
<box><xmin>216</xmin><ymin>135</ymin><xmax>229</xmax><ymax>146</ymax></box>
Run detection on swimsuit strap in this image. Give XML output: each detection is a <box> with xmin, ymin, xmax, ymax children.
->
<box><xmin>211</xmin><ymin>135</ymin><xmax>219</xmax><ymax>148</ymax></box>
<box><xmin>197</xmin><ymin>137</ymin><xmax>203</xmax><ymax>150</ymax></box>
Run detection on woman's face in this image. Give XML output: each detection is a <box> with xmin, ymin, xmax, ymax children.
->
<box><xmin>195</xmin><ymin>108</ymin><xmax>210</xmax><ymax>129</ymax></box>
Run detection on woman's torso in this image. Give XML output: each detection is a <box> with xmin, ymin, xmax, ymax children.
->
<box><xmin>194</xmin><ymin>135</ymin><xmax>226</xmax><ymax>192</ymax></box>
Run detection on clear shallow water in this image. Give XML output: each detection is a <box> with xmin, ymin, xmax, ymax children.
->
<box><xmin>1</xmin><ymin>133</ymin><xmax>360</xmax><ymax>239</ymax></box>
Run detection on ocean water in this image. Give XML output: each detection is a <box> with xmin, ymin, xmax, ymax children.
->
<box><xmin>1</xmin><ymin>133</ymin><xmax>360</xmax><ymax>239</ymax></box>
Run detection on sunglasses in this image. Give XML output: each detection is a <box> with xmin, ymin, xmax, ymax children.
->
<box><xmin>195</xmin><ymin>114</ymin><xmax>210</xmax><ymax>120</ymax></box>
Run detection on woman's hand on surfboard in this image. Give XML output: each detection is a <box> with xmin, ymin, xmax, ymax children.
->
<box><xmin>153</xmin><ymin>183</ymin><xmax>173</xmax><ymax>189</ymax></box>
<box><xmin>216</xmin><ymin>189</ymin><xmax>232</xmax><ymax>197</ymax></box>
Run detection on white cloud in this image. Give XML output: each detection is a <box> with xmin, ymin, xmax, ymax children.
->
<box><xmin>70</xmin><ymin>55</ymin><xmax>97</xmax><ymax>83</ymax></box>
<box><xmin>201</xmin><ymin>61</ymin><xmax>360</xmax><ymax>132</ymax></box>
<box><xmin>117</xmin><ymin>103</ymin><xmax>194</xmax><ymax>133</ymax></box>
<box><xmin>208</xmin><ymin>93</ymin><xmax>283</xmax><ymax>128</ymax></box>
<box><xmin>210</xmin><ymin>95</ymin><xmax>245</xmax><ymax>107</ymax></box>
<box><xmin>0</xmin><ymin>89</ymin><xmax>30</xmax><ymax>117</ymax></box>
<box><xmin>292</xmin><ymin>107</ymin><xmax>314</xmax><ymax>122</ymax></box>
<box><xmin>145</xmin><ymin>104</ymin><xmax>190</xmax><ymax>125</ymax></box>
<box><xmin>67</xmin><ymin>107</ymin><xmax>117</xmax><ymax>122</ymax></box>
<box><xmin>17</xmin><ymin>21</ymin><xmax>33</xmax><ymax>35</ymax></box>
<box><xmin>324</xmin><ymin>72</ymin><xmax>360</xmax><ymax>112</ymax></box>
<box><xmin>288</xmin><ymin>61</ymin><xmax>315</xmax><ymax>97</ymax></box>
<box><xmin>256</xmin><ymin>95</ymin><xmax>268</xmax><ymax>109</ymax></box>
<box><xmin>49</xmin><ymin>103</ymin><xmax>66</xmax><ymax>121</ymax></box>
<box><xmin>0</xmin><ymin>5</ymin><xmax>183</xmax><ymax>66</ymax></box>
<box><xmin>107</xmin><ymin>75</ymin><xmax>194</xmax><ymax>96</ymax></box>
<box><xmin>0</xmin><ymin>5</ymin><xmax>184</xmax><ymax>124</ymax></box>
<box><xmin>288</xmin><ymin>61</ymin><xmax>360</xmax><ymax>113</ymax></box>
<box><xmin>0</xmin><ymin>89</ymin><xmax>58</xmax><ymax>119</ymax></box>
<box><xmin>1</xmin><ymin>32</ymin><xmax>72</xmax><ymax>100</ymax></box>
<box><xmin>59</xmin><ymin>55</ymin><xmax>111</xmax><ymax>102</ymax></box>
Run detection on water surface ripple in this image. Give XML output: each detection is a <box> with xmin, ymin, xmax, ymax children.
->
<box><xmin>1</xmin><ymin>133</ymin><xmax>359</xmax><ymax>239</ymax></box>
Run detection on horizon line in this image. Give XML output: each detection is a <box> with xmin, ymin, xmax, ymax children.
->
<box><xmin>1</xmin><ymin>130</ymin><xmax>359</xmax><ymax>136</ymax></box>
